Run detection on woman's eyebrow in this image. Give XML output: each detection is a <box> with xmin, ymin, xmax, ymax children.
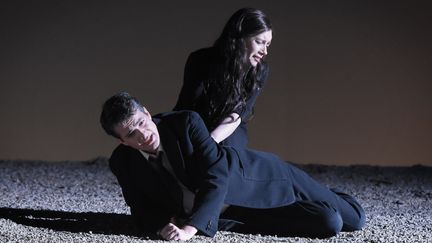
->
<box><xmin>256</xmin><ymin>37</ymin><xmax>269</xmax><ymax>43</ymax></box>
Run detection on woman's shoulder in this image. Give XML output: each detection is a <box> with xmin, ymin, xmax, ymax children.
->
<box><xmin>186</xmin><ymin>47</ymin><xmax>224</xmax><ymax>75</ymax></box>
<box><xmin>190</xmin><ymin>46</ymin><xmax>216</xmax><ymax>56</ymax></box>
<box><xmin>189</xmin><ymin>47</ymin><xmax>222</xmax><ymax>62</ymax></box>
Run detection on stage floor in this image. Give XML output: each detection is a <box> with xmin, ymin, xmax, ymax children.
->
<box><xmin>1</xmin><ymin>159</ymin><xmax>431</xmax><ymax>242</ymax></box>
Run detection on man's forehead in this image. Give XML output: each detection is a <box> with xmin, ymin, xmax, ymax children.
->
<box><xmin>120</xmin><ymin>115</ymin><xmax>136</xmax><ymax>128</ymax></box>
<box><xmin>119</xmin><ymin>109</ymin><xmax>147</xmax><ymax>128</ymax></box>
<box><xmin>114</xmin><ymin>120</ymin><xmax>132</xmax><ymax>138</ymax></box>
<box><xmin>114</xmin><ymin>111</ymin><xmax>140</xmax><ymax>137</ymax></box>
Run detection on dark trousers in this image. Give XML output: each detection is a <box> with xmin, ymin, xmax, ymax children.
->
<box><xmin>221</xmin><ymin>165</ymin><xmax>366</xmax><ymax>238</ymax></box>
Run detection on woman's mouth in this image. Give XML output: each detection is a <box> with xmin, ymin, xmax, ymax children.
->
<box><xmin>253</xmin><ymin>55</ymin><xmax>261</xmax><ymax>63</ymax></box>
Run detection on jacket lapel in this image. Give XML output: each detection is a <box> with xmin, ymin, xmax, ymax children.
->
<box><xmin>157</xmin><ymin>121</ymin><xmax>192</xmax><ymax>189</ymax></box>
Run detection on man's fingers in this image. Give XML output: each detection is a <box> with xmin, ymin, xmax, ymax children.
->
<box><xmin>160</xmin><ymin>223</ymin><xmax>180</xmax><ymax>240</ymax></box>
<box><xmin>159</xmin><ymin>223</ymin><xmax>172</xmax><ymax>238</ymax></box>
<box><xmin>166</xmin><ymin>224</ymin><xmax>178</xmax><ymax>240</ymax></box>
<box><xmin>167</xmin><ymin>231</ymin><xmax>180</xmax><ymax>240</ymax></box>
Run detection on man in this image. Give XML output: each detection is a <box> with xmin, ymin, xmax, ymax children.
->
<box><xmin>100</xmin><ymin>92</ymin><xmax>365</xmax><ymax>241</ymax></box>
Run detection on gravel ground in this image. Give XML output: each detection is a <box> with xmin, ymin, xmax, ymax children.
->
<box><xmin>1</xmin><ymin>158</ymin><xmax>431</xmax><ymax>242</ymax></box>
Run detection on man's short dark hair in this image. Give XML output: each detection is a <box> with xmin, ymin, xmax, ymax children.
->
<box><xmin>100</xmin><ymin>92</ymin><xmax>144</xmax><ymax>138</ymax></box>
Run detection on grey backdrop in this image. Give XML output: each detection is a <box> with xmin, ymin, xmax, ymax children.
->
<box><xmin>1</xmin><ymin>1</ymin><xmax>431</xmax><ymax>166</ymax></box>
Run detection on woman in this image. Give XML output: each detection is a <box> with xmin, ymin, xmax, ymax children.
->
<box><xmin>174</xmin><ymin>8</ymin><xmax>273</xmax><ymax>148</ymax></box>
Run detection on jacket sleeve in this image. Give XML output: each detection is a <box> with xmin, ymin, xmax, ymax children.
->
<box><xmin>173</xmin><ymin>51</ymin><xmax>204</xmax><ymax>111</ymax></box>
<box><xmin>183</xmin><ymin>112</ymin><xmax>230</xmax><ymax>237</ymax></box>
<box><xmin>109</xmin><ymin>145</ymin><xmax>174</xmax><ymax>233</ymax></box>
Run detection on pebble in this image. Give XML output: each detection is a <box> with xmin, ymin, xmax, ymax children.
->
<box><xmin>0</xmin><ymin>160</ymin><xmax>431</xmax><ymax>242</ymax></box>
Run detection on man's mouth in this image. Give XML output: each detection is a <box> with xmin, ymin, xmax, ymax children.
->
<box><xmin>139</xmin><ymin>134</ymin><xmax>153</xmax><ymax>147</ymax></box>
<box><xmin>144</xmin><ymin>134</ymin><xmax>153</xmax><ymax>145</ymax></box>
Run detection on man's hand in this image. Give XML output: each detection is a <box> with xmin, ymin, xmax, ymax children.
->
<box><xmin>159</xmin><ymin>223</ymin><xmax>198</xmax><ymax>241</ymax></box>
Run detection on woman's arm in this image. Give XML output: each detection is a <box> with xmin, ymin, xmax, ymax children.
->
<box><xmin>210</xmin><ymin>113</ymin><xmax>241</xmax><ymax>143</ymax></box>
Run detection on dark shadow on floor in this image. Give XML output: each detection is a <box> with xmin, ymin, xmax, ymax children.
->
<box><xmin>0</xmin><ymin>207</ymin><xmax>158</xmax><ymax>239</ymax></box>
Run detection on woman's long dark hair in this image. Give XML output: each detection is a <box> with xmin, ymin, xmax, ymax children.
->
<box><xmin>205</xmin><ymin>8</ymin><xmax>272</xmax><ymax>130</ymax></box>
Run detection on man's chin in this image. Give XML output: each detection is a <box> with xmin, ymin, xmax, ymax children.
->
<box><xmin>152</xmin><ymin>141</ymin><xmax>160</xmax><ymax>151</ymax></box>
<box><xmin>144</xmin><ymin>143</ymin><xmax>160</xmax><ymax>154</ymax></box>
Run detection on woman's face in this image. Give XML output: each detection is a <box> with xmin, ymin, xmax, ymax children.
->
<box><xmin>245</xmin><ymin>30</ymin><xmax>272</xmax><ymax>67</ymax></box>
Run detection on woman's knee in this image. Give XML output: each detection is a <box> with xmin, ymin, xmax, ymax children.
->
<box><xmin>343</xmin><ymin>207</ymin><xmax>366</xmax><ymax>231</ymax></box>
<box><xmin>331</xmin><ymin>188</ymin><xmax>366</xmax><ymax>231</ymax></box>
<box><xmin>291</xmin><ymin>200</ymin><xmax>343</xmax><ymax>238</ymax></box>
<box><xmin>315</xmin><ymin>207</ymin><xmax>343</xmax><ymax>238</ymax></box>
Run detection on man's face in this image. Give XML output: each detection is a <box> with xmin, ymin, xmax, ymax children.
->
<box><xmin>114</xmin><ymin>108</ymin><xmax>160</xmax><ymax>154</ymax></box>
<box><xmin>245</xmin><ymin>30</ymin><xmax>272</xmax><ymax>67</ymax></box>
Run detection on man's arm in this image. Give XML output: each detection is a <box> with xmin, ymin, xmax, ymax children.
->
<box><xmin>182</xmin><ymin>111</ymin><xmax>231</xmax><ymax>237</ymax></box>
<box><xmin>109</xmin><ymin>145</ymin><xmax>175</xmax><ymax>233</ymax></box>
<box><xmin>159</xmin><ymin>223</ymin><xmax>198</xmax><ymax>241</ymax></box>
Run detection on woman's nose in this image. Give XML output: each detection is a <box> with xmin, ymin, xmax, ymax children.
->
<box><xmin>262</xmin><ymin>46</ymin><xmax>268</xmax><ymax>55</ymax></box>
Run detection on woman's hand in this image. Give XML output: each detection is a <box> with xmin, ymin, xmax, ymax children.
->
<box><xmin>159</xmin><ymin>223</ymin><xmax>198</xmax><ymax>241</ymax></box>
<box><xmin>211</xmin><ymin>113</ymin><xmax>241</xmax><ymax>143</ymax></box>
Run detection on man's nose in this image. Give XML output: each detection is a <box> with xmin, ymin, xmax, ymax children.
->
<box><xmin>133</xmin><ymin>129</ymin><xmax>143</xmax><ymax>140</ymax></box>
<box><xmin>137</xmin><ymin>129</ymin><xmax>150</xmax><ymax>140</ymax></box>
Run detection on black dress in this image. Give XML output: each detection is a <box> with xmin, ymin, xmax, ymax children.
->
<box><xmin>173</xmin><ymin>47</ymin><xmax>269</xmax><ymax>148</ymax></box>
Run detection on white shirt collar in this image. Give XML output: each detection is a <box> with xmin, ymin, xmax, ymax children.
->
<box><xmin>139</xmin><ymin>144</ymin><xmax>163</xmax><ymax>160</ymax></box>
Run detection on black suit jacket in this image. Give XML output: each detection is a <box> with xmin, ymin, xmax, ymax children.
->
<box><xmin>109</xmin><ymin>111</ymin><xmax>297</xmax><ymax>237</ymax></box>
<box><xmin>173</xmin><ymin>47</ymin><xmax>269</xmax><ymax>148</ymax></box>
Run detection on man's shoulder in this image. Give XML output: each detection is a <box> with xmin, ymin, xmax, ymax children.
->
<box><xmin>154</xmin><ymin>111</ymin><xmax>206</xmax><ymax>143</ymax></box>
<box><xmin>154</xmin><ymin>110</ymin><xmax>201</xmax><ymax>123</ymax></box>
<box><xmin>109</xmin><ymin>144</ymin><xmax>135</xmax><ymax>171</ymax></box>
